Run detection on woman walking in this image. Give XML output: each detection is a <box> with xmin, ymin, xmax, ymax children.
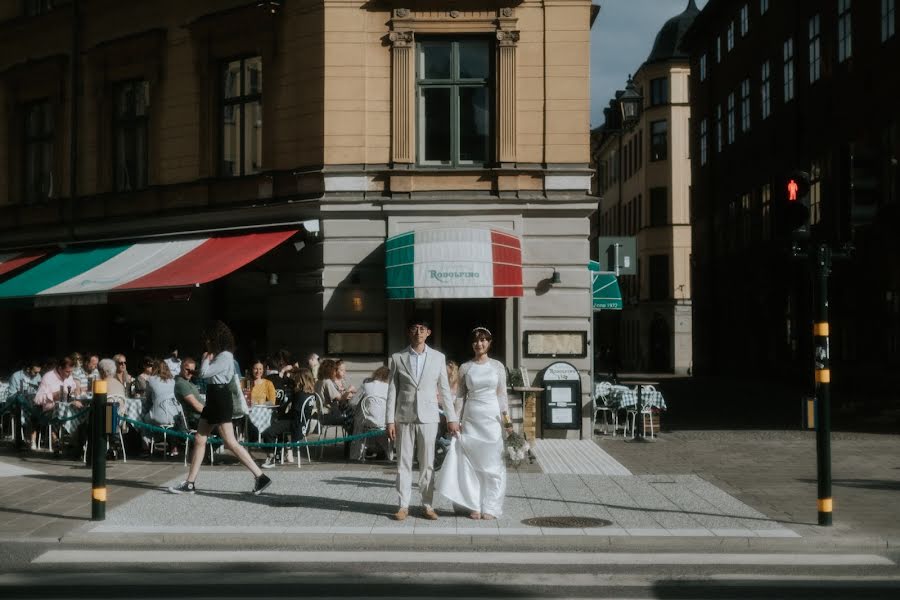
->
<box><xmin>168</xmin><ymin>321</ymin><xmax>272</xmax><ymax>495</ymax></box>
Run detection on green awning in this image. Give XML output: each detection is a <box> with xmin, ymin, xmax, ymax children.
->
<box><xmin>592</xmin><ymin>271</ymin><xmax>622</xmax><ymax>310</ymax></box>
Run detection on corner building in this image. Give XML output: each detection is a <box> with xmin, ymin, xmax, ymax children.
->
<box><xmin>0</xmin><ymin>1</ymin><xmax>598</xmax><ymax>437</ymax></box>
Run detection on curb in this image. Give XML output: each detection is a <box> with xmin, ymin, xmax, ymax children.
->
<box><xmin>57</xmin><ymin>530</ymin><xmax>897</xmax><ymax>552</ymax></box>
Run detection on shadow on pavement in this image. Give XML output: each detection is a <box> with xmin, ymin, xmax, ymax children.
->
<box><xmin>798</xmin><ymin>477</ymin><xmax>900</xmax><ymax>492</ymax></box>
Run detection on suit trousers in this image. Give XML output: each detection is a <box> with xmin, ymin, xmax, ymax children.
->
<box><xmin>395</xmin><ymin>421</ymin><xmax>439</xmax><ymax>508</ymax></box>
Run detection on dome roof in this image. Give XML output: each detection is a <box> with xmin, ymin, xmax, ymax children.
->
<box><xmin>646</xmin><ymin>0</ymin><xmax>700</xmax><ymax>64</ymax></box>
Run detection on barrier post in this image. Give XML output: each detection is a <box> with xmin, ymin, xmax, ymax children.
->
<box><xmin>91</xmin><ymin>379</ymin><xmax>107</xmax><ymax>521</ymax></box>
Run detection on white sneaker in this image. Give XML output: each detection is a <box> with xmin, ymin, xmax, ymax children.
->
<box><xmin>261</xmin><ymin>456</ymin><xmax>277</xmax><ymax>469</ymax></box>
<box><xmin>285</xmin><ymin>453</ymin><xmax>294</xmax><ymax>464</ymax></box>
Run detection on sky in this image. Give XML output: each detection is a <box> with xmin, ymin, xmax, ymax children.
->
<box><xmin>590</xmin><ymin>0</ymin><xmax>709</xmax><ymax>127</ymax></box>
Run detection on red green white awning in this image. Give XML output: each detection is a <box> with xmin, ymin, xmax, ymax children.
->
<box><xmin>0</xmin><ymin>230</ymin><xmax>296</xmax><ymax>305</ymax></box>
<box><xmin>0</xmin><ymin>250</ymin><xmax>46</xmax><ymax>277</ymax></box>
<box><xmin>385</xmin><ymin>228</ymin><xmax>523</xmax><ymax>299</ymax></box>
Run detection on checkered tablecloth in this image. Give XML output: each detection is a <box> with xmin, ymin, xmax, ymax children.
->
<box><xmin>249</xmin><ymin>405</ymin><xmax>275</xmax><ymax>439</ymax></box>
<box><xmin>54</xmin><ymin>397</ymin><xmax>143</xmax><ymax>434</ymax></box>
<box><xmin>0</xmin><ymin>382</ymin><xmax>8</xmax><ymax>405</ymax></box>
<box><xmin>607</xmin><ymin>386</ymin><xmax>667</xmax><ymax>411</ymax></box>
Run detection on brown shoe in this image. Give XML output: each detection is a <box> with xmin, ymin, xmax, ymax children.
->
<box><xmin>393</xmin><ymin>508</ymin><xmax>408</xmax><ymax>521</ymax></box>
<box><xmin>422</xmin><ymin>506</ymin><xmax>439</xmax><ymax>520</ymax></box>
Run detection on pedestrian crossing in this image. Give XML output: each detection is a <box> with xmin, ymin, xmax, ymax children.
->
<box><xmin>532</xmin><ymin>439</ymin><xmax>632</xmax><ymax>475</ymax></box>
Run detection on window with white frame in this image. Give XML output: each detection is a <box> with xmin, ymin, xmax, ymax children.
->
<box><xmin>221</xmin><ymin>56</ymin><xmax>262</xmax><ymax>177</ymax></box>
<box><xmin>838</xmin><ymin>0</ymin><xmax>852</xmax><ymax>63</ymax></box>
<box><xmin>809</xmin><ymin>15</ymin><xmax>821</xmax><ymax>83</ymax></box>
<box><xmin>699</xmin><ymin>53</ymin><xmax>707</xmax><ymax>81</ymax></box>
<box><xmin>727</xmin><ymin>92</ymin><xmax>735</xmax><ymax>145</ymax></box>
<box><xmin>699</xmin><ymin>119</ymin><xmax>708</xmax><ymax>165</ymax></box>
<box><xmin>884</xmin><ymin>0</ymin><xmax>896</xmax><ymax>41</ymax></box>
<box><xmin>760</xmin><ymin>0</ymin><xmax>769</xmax><ymax>15</ymax></box>
<box><xmin>761</xmin><ymin>183</ymin><xmax>772</xmax><ymax>240</ymax></box>
<box><xmin>716</xmin><ymin>105</ymin><xmax>723</xmax><ymax>153</ymax></box>
<box><xmin>727</xmin><ymin>22</ymin><xmax>735</xmax><ymax>51</ymax></box>
<box><xmin>783</xmin><ymin>38</ymin><xmax>795</xmax><ymax>102</ymax></box>
<box><xmin>740</xmin><ymin>5</ymin><xmax>749</xmax><ymax>36</ymax></box>
<box><xmin>740</xmin><ymin>79</ymin><xmax>751</xmax><ymax>132</ymax></box>
<box><xmin>810</xmin><ymin>160</ymin><xmax>823</xmax><ymax>225</ymax></box>
<box><xmin>417</xmin><ymin>39</ymin><xmax>492</xmax><ymax>166</ymax></box>
<box><xmin>761</xmin><ymin>60</ymin><xmax>771</xmax><ymax>119</ymax></box>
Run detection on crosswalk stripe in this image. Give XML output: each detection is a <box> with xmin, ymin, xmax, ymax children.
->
<box><xmin>32</xmin><ymin>550</ymin><xmax>895</xmax><ymax>566</ymax></box>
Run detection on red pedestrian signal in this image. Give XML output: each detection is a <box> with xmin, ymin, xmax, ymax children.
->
<box><xmin>787</xmin><ymin>179</ymin><xmax>799</xmax><ymax>201</ymax></box>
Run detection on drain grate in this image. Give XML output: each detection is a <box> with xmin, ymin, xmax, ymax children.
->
<box><xmin>522</xmin><ymin>516</ymin><xmax>612</xmax><ymax>529</ymax></box>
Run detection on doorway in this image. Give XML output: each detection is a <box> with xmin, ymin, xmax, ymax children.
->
<box><xmin>405</xmin><ymin>299</ymin><xmax>504</xmax><ymax>365</ymax></box>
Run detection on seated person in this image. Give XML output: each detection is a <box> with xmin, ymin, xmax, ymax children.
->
<box><xmin>349</xmin><ymin>366</ymin><xmax>390</xmax><ymax>461</ymax></box>
<box><xmin>248</xmin><ymin>360</ymin><xmax>277</xmax><ymax>405</ymax></box>
<box><xmin>260</xmin><ymin>367</ymin><xmax>315</xmax><ymax>469</ymax></box>
<box><xmin>142</xmin><ymin>360</ymin><xmax>182</xmax><ymax>456</ymax></box>
<box><xmin>31</xmin><ymin>356</ymin><xmax>81</xmax><ymax>450</ymax></box>
<box><xmin>174</xmin><ymin>358</ymin><xmax>204</xmax><ymax>430</ymax></box>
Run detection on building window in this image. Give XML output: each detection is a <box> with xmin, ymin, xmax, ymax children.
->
<box><xmin>761</xmin><ymin>183</ymin><xmax>772</xmax><ymax>240</ymax></box>
<box><xmin>716</xmin><ymin>35</ymin><xmax>722</xmax><ymax>62</ymax></box>
<box><xmin>809</xmin><ymin>15</ymin><xmax>821</xmax><ymax>83</ymax></box>
<box><xmin>740</xmin><ymin>5</ymin><xmax>750</xmax><ymax>36</ymax></box>
<box><xmin>760</xmin><ymin>0</ymin><xmax>769</xmax><ymax>15</ymax></box>
<box><xmin>649</xmin><ymin>255</ymin><xmax>670</xmax><ymax>301</ymax></box>
<box><xmin>716</xmin><ymin>105</ymin><xmax>723</xmax><ymax>153</ymax></box>
<box><xmin>650</xmin><ymin>77</ymin><xmax>669</xmax><ymax>106</ymax></box>
<box><xmin>783</xmin><ymin>38</ymin><xmax>795</xmax><ymax>102</ymax></box>
<box><xmin>699</xmin><ymin>118</ymin><xmax>708</xmax><ymax>166</ymax></box>
<box><xmin>699</xmin><ymin>53</ymin><xmax>707</xmax><ymax>81</ymax></box>
<box><xmin>113</xmin><ymin>80</ymin><xmax>150</xmax><ymax>192</ymax></box>
<box><xmin>884</xmin><ymin>0</ymin><xmax>896</xmax><ymax>41</ymax></box>
<box><xmin>650</xmin><ymin>187</ymin><xmax>668</xmax><ymax>227</ymax></box>
<box><xmin>727</xmin><ymin>22</ymin><xmax>735</xmax><ymax>51</ymax></box>
<box><xmin>417</xmin><ymin>39</ymin><xmax>492</xmax><ymax>166</ymax></box>
<box><xmin>740</xmin><ymin>79</ymin><xmax>751</xmax><ymax>132</ymax></box>
<box><xmin>741</xmin><ymin>192</ymin><xmax>752</xmax><ymax>244</ymax></box>
<box><xmin>23</xmin><ymin>100</ymin><xmax>54</xmax><ymax>204</ymax></box>
<box><xmin>838</xmin><ymin>0</ymin><xmax>852</xmax><ymax>63</ymax></box>
<box><xmin>24</xmin><ymin>0</ymin><xmax>69</xmax><ymax>16</ymax></box>
<box><xmin>221</xmin><ymin>56</ymin><xmax>262</xmax><ymax>177</ymax></box>
<box><xmin>761</xmin><ymin>60</ymin><xmax>771</xmax><ymax>119</ymax></box>
<box><xmin>727</xmin><ymin>92</ymin><xmax>735</xmax><ymax>144</ymax></box>
<box><xmin>650</xmin><ymin>120</ymin><xmax>668</xmax><ymax>161</ymax></box>
<box><xmin>810</xmin><ymin>160</ymin><xmax>823</xmax><ymax>225</ymax></box>
<box><xmin>637</xmin><ymin>129</ymin><xmax>643</xmax><ymax>169</ymax></box>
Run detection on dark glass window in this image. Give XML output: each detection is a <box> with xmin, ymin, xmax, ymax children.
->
<box><xmin>23</xmin><ymin>100</ymin><xmax>54</xmax><ymax>204</ymax></box>
<box><xmin>221</xmin><ymin>56</ymin><xmax>262</xmax><ymax>177</ymax></box>
<box><xmin>650</xmin><ymin>120</ymin><xmax>668</xmax><ymax>161</ymax></box>
<box><xmin>24</xmin><ymin>0</ymin><xmax>69</xmax><ymax>16</ymax></box>
<box><xmin>113</xmin><ymin>80</ymin><xmax>150</xmax><ymax>192</ymax></box>
<box><xmin>650</xmin><ymin>187</ymin><xmax>668</xmax><ymax>226</ymax></box>
<box><xmin>418</xmin><ymin>39</ymin><xmax>491</xmax><ymax>166</ymax></box>
<box><xmin>649</xmin><ymin>255</ymin><xmax>670</xmax><ymax>301</ymax></box>
<box><xmin>649</xmin><ymin>77</ymin><xmax>669</xmax><ymax>106</ymax></box>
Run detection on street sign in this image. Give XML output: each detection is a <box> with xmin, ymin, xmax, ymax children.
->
<box><xmin>597</xmin><ymin>237</ymin><xmax>636</xmax><ymax>275</ymax></box>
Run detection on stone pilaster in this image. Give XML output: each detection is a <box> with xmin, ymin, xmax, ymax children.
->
<box><xmin>496</xmin><ymin>30</ymin><xmax>519</xmax><ymax>165</ymax></box>
<box><xmin>389</xmin><ymin>30</ymin><xmax>415</xmax><ymax>165</ymax></box>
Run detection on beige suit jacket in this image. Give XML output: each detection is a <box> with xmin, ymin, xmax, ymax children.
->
<box><xmin>386</xmin><ymin>345</ymin><xmax>458</xmax><ymax>425</ymax></box>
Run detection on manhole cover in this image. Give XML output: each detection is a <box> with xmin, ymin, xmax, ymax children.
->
<box><xmin>522</xmin><ymin>516</ymin><xmax>612</xmax><ymax>528</ymax></box>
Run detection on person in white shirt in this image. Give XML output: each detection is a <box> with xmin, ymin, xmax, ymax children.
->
<box><xmin>168</xmin><ymin>321</ymin><xmax>272</xmax><ymax>496</ymax></box>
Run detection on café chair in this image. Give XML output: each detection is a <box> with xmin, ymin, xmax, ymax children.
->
<box><xmin>593</xmin><ymin>381</ymin><xmax>616</xmax><ymax>435</ymax></box>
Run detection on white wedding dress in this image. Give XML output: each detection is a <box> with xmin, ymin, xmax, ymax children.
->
<box><xmin>436</xmin><ymin>359</ymin><xmax>508</xmax><ymax>516</ymax></box>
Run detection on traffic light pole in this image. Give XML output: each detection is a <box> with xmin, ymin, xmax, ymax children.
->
<box><xmin>812</xmin><ymin>244</ymin><xmax>833</xmax><ymax>527</ymax></box>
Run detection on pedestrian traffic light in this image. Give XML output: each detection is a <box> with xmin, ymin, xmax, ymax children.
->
<box><xmin>783</xmin><ymin>170</ymin><xmax>811</xmax><ymax>241</ymax></box>
<box><xmin>849</xmin><ymin>143</ymin><xmax>880</xmax><ymax>226</ymax></box>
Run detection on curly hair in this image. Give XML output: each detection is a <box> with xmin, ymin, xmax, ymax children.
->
<box><xmin>202</xmin><ymin>320</ymin><xmax>235</xmax><ymax>356</ymax></box>
<box><xmin>317</xmin><ymin>358</ymin><xmax>337</xmax><ymax>381</ymax></box>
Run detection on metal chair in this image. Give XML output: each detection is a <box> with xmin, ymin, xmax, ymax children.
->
<box><xmin>593</xmin><ymin>381</ymin><xmax>616</xmax><ymax>435</ymax></box>
<box><xmin>317</xmin><ymin>393</ymin><xmax>346</xmax><ymax>459</ymax></box>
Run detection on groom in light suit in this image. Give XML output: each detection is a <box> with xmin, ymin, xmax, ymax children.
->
<box><xmin>386</xmin><ymin>318</ymin><xmax>460</xmax><ymax>521</ymax></box>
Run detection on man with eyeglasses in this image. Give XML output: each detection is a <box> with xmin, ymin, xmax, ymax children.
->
<box><xmin>175</xmin><ymin>358</ymin><xmax>204</xmax><ymax>430</ymax></box>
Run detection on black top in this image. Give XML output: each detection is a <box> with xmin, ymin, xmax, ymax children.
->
<box><xmin>645</xmin><ymin>0</ymin><xmax>700</xmax><ymax>65</ymax></box>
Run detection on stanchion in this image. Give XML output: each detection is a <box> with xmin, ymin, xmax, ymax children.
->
<box><xmin>90</xmin><ymin>379</ymin><xmax>107</xmax><ymax>521</ymax></box>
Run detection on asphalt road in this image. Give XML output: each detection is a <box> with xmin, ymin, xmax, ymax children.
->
<box><xmin>1</xmin><ymin>541</ymin><xmax>898</xmax><ymax>599</ymax></box>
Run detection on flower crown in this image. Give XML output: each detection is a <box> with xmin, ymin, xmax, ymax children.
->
<box><xmin>471</xmin><ymin>326</ymin><xmax>492</xmax><ymax>336</ymax></box>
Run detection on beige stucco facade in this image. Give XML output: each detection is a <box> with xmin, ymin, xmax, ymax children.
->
<box><xmin>592</xmin><ymin>61</ymin><xmax>694</xmax><ymax>374</ymax></box>
<box><xmin>0</xmin><ymin>0</ymin><xmax>598</xmax><ymax>438</ymax></box>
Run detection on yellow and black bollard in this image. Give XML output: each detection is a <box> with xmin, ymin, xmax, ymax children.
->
<box><xmin>90</xmin><ymin>379</ymin><xmax>107</xmax><ymax>521</ymax></box>
<box><xmin>813</xmin><ymin>244</ymin><xmax>833</xmax><ymax>527</ymax></box>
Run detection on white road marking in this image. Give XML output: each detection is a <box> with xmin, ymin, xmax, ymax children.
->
<box><xmin>0</xmin><ymin>461</ymin><xmax>44</xmax><ymax>477</ymax></box>
<box><xmin>32</xmin><ymin>550</ymin><xmax>895</xmax><ymax>566</ymax></box>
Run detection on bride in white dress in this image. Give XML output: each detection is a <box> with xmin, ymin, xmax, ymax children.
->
<box><xmin>436</xmin><ymin>327</ymin><xmax>511</xmax><ymax>519</ymax></box>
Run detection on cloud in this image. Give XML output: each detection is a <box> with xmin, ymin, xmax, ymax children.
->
<box><xmin>590</xmin><ymin>0</ymin><xmax>709</xmax><ymax>126</ymax></box>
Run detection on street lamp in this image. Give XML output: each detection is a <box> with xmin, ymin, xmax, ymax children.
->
<box><xmin>618</xmin><ymin>75</ymin><xmax>642</xmax><ymax>131</ymax></box>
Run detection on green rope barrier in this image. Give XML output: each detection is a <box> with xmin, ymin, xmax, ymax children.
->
<box><xmin>0</xmin><ymin>394</ymin><xmax>91</xmax><ymax>424</ymax></box>
<box><xmin>121</xmin><ymin>416</ymin><xmax>386</xmax><ymax>449</ymax></box>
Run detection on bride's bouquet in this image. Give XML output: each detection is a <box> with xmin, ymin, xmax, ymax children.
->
<box><xmin>504</xmin><ymin>430</ymin><xmax>530</xmax><ymax>467</ymax></box>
